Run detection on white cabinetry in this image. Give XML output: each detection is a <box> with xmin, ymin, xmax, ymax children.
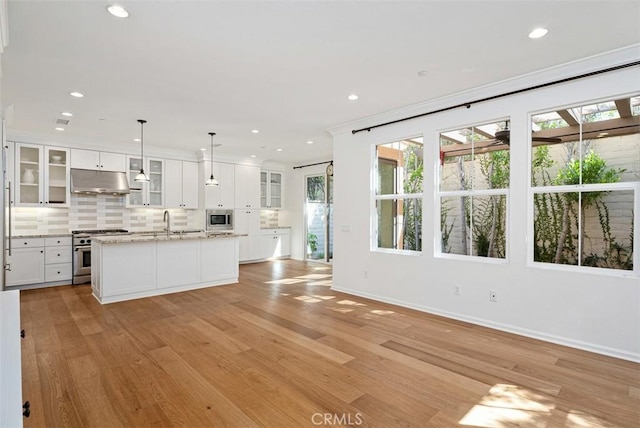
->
<box><xmin>70</xmin><ymin>149</ymin><xmax>126</xmax><ymax>172</ymax></box>
<box><xmin>6</xmin><ymin>238</ymin><xmax>45</xmax><ymax>286</ymax></box>
<box><xmin>204</xmin><ymin>162</ymin><xmax>235</xmax><ymax>209</ymax></box>
<box><xmin>126</xmin><ymin>156</ymin><xmax>165</xmax><ymax>207</ymax></box>
<box><xmin>0</xmin><ymin>290</ymin><xmax>23</xmax><ymax>428</ymax></box>
<box><xmin>6</xmin><ymin>236</ymin><xmax>72</xmax><ymax>287</ymax></box>
<box><xmin>260</xmin><ymin>170</ymin><xmax>283</xmax><ymax>209</ymax></box>
<box><xmin>44</xmin><ymin>236</ymin><xmax>72</xmax><ymax>282</ymax></box>
<box><xmin>15</xmin><ymin>144</ymin><xmax>70</xmax><ymax>207</ymax></box>
<box><xmin>234</xmin><ymin>165</ymin><xmax>260</xmax><ymax>208</ymax></box>
<box><xmin>234</xmin><ymin>209</ymin><xmax>262</xmax><ymax>262</ymax></box>
<box><xmin>260</xmin><ymin>228</ymin><xmax>291</xmax><ymax>259</ymax></box>
<box><xmin>165</xmin><ymin>160</ymin><xmax>198</xmax><ymax>209</ymax></box>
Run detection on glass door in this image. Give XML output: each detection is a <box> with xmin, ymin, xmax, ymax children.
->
<box><xmin>305</xmin><ymin>173</ymin><xmax>333</xmax><ymax>262</ymax></box>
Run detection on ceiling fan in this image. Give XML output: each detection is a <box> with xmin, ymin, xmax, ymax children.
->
<box><xmin>439</xmin><ymin>122</ymin><xmax>563</xmax><ymax>162</ymax></box>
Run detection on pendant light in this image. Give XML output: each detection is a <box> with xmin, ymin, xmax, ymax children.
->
<box><xmin>134</xmin><ymin>119</ymin><xmax>150</xmax><ymax>182</ymax></box>
<box><xmin>205</xmin><ymin>132</ymin><xmax>219</xmax><ymax>186</ymax></box>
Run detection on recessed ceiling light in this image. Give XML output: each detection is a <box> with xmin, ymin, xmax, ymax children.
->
<box><xmin>276</xmin><ymin>148</ymin><xmax>283</xmax><ymax>152</ymax></box>
<box><xmin>528</xmin><ymin>28</ymin><xmax>548</xmax><ymax>39</ymax></box>
<box><xmin>133</xmin><ymin>138</ymin><xmax>141</xmax><ymax>142</ymax></box>
<box><xmin>250</xmin><ymin>155</ymin><xmax>257</xmax><ymax>158</ymax></box>
<box><xmin>55</xmin><ymin>127</ymin><xmax>65</xmax><ymax>131</ymax></box>
<box><xmin>347</xmin><ymin>94</ymin><xmax>359</xmax><ymax>101</ymax></box>
<box><xmin>61</xmin><ymin>112</ymin><xmax>73</xmax><ymax>117</ymax></box>
<box><xmin>417</xmin><ymin>70</ymin><xmax>428</xmax><ymax>77</ymax></box>
<box><xmin>251</xmin><ymin>129</ymin><xmax>260</xmax><ymax>134</ymax></box>
<box><xmin>69</xmin><ymin>91</ymin><xmax>84</xmax><ymax>98</ymax></box>
<box><xmin>200</xmin><ymin>148</ymin><xmax>206</xmax><ymax>151</ymax></box>
<box><xmin>307</xmin><ymin>140</ymin><xmax>314</xmax><ymax>144</ymax></box>
<box><xmin>107</xmin><ymin>4</ymin><xmax>129</xmax><ymax>18</ymax></box>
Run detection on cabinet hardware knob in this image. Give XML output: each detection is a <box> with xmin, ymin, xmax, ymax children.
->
<box><xmin>24</xmin><ymin>242</ymin><xmax>27</xmax><ymax>245</ymax></box>
<box><xmin>40</xmin><ymin>251</ymin><xmax>43</xmax><ymax>253</ymax></box>
<box><xmin>20</xmin><ymin>329</ymin><xmax>25</xmax><ymax>338</ymax></box>
<box><xmin>23</xmin><ymin>408</ymin><xmax>30</xmax><ymax>418</ymax></box>
<box><xmin>57</xmin><ymin>254</ymin><xmax>60</xmax><ymax>256</ymax></box>
<box><xmin>23</xmin><ymin>401</ymin><xmax>30</xmax><ymax>409</ymax></box>
<box><xmin>57</xmin><ymin>271</ymin><xmax>60</xmax><ymax>274</ymax></box>
<box><xmin>96</xmin><ymin>165</ymin><xmax>99</xmax><ymax>167</ymax></box>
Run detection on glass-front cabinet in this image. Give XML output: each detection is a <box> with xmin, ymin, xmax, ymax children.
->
<box><xmin>15</xmin><ymin>143</ymin><xmax>70</xmax><ymax>207</ymax></box>
<box><xmin>260</xmin><ymin>170</ymin><xmax>282</xmax><ymax>209</ymax></box>
<box><xmin>126</xmin><ymin>156</ymin><xmax>165</xmax><ymax>207</ymax></box>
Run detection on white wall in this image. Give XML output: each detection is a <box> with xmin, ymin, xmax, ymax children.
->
<box><xmin>330</xmin><ymin>46</ymin><xmax>640</xmax><ymax>361</ymax></box>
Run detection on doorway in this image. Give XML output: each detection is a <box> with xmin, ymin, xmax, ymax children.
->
<box><xmin>305</xmin><ymin>173</ymin><xmax>333</xmax><ymax>262</ymax></box>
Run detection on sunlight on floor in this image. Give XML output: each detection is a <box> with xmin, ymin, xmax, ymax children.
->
<box><xmin>566</xmin><ymin>410</ymin><xmax>611</xmax><ymax>427</ymax></box>
<box><xmin>294</xmin><ymin>295</ymin><xmax>336</xmax><ymax>303</ymax></box>
<box><xmin>265</xmin><ymin>274</ymin><xmax>333</xmax><ymax>286</ymax></box>
<box><xmin>459</xmin><ymin>384</ymin><xmax>555</xmax><ymax>427</ymax></box>
<box><xmin>370</xmin><ymin>310</ymin><xmax>395</xmax><ymax>315</ymax></box>
<box><xmin>336</xmin><ymin>300</ymin><xmax>367</xmax><ymax>306</ymax></box>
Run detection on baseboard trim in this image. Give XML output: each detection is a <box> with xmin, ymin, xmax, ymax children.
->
<box><xmin>331</xmin><ymin>285</ymin><xmax>640</xmax><ymax>363</ymax></box>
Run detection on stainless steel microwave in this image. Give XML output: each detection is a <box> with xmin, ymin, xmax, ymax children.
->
<box><xmin>206</xmin><ymin>209</ymin><xmax>233</xmax><ymax>230</ymax></box>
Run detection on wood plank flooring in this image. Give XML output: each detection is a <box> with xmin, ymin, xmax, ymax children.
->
<box><xmin>19</xmin><ymin>260</ymin><xmax>640</xmax><ymax>427</ymax></box>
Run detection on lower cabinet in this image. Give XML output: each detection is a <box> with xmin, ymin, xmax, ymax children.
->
<box><xmin>6</xmin><ymin>236</ymin><xmax>72</xmax><ymax>288</ymax></box>
<box><xmin>259</xmin><ymin>229</ymin><xmax>291</xmax><ymax>259</ymax></box>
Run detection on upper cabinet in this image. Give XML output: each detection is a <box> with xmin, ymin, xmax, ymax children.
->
<box><xmin>165</xmin><ymin>160</ymin><xmax>199</xmax><ymax>209</ymax></box>
<box><xmin>15</xmin><ymin>143</ymin><xmax>70</xmax><ymax>207</ymax></box>
<box><xmin>234</xmin><ymin>164</ymin><xmax>260</xmax><ymax>209</ymax></box>
<box><xmin>204</xmin><ymin>162</ymin><xmax>235</xmax><ymax>209</ymax></box>
<box><xmin>70</xmin><ymin>149</ymin><xmax>126</xmax><ymax>172</ymax></box>
<box><xmin>260</xmin><ymin>170</ymin><xmax>283</xmax><ymax>209</ymax></box>
<box><xmin>126</xmin><ymin>156</ymin><xmax>165</xmax><ymax>207</ymax></box>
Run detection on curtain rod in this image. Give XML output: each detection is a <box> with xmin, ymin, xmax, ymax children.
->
<box><xmin>293</xmin><ymin>160</ymin><xmax>332</xmax><ymax>170</ymax></box>
<box><xmin>352</xmin><ymin>60</ymin><xmax>640</xmax><ymax>135</ymax></box>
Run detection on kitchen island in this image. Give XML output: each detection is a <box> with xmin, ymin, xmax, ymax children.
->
<box><xmin>91</xmin><ymin>232</ymin><xmax>242</xmax><ymax>304</ymax></box>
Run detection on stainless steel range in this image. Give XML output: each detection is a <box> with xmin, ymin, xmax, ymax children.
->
<box><xmin>72</xmin><ymin>229</ymin><xmax>129</xmax><ymax>284</ymax></box>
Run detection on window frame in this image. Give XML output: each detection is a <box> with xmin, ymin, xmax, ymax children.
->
<box><xmin>436</xmin><ymin>118</ymin><xmax>511</xmax><ymax>262</ymax></box>
<box><xmin>527</xmin><ymin>96</ymin><xmax>640</xmax><ymax>277</ymax></box>
<box><xmin>371</xmin><ymin>135</ymin><xmax>424</xmax><ymax>254</ymax></box>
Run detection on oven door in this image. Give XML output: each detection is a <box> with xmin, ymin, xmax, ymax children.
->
<box><xmin>73</xmin><ymin>245</ymin><xmax>91</xmax><ymax>276</ymax></box>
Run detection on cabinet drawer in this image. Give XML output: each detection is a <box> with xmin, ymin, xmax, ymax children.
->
<box><xmin>45</xmin><ymin>236</ymin><xmax>72</xmax><ymax>247</ymax></box>
<box><xmin>45</xmin><ymin>263</ymin><xmax>72</xmax><ymax>282</ymax></box>
<box><xmin>45</xmin><ymin>246</ymin><xmax>72</xmax><ymax>264</ymax></box>
<box><xmin>11</xmin><ymin>237</ymin><xmax>45</xmax><ymax>248</ymax></box>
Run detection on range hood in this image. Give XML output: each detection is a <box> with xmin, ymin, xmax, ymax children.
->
<box><xmin>70</xmin><ymin>168</ymin><xmax>130</xmax><ymax>195</ymax></box>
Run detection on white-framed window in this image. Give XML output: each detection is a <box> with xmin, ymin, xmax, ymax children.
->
<box><xmin>530</xmin><ymin>95</ymin><xmax>639</xmax><ymax>274</ymax></box>
<box><xmin>372</xmin><ymin>137</ymin><xmax>423</xmax><ymax>252</ymax></box>
<box><xmin>438</xmin><ymin>119</ymin><xmax>510</xmax><ymax>259</ymax></box>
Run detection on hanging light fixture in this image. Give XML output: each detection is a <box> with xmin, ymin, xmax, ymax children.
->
<box><xmin>205</xmin><ymin>132</ymin><xmax>219</xmax><ymax>186</ymax></box>
<box><xmin>134</xmin><ymin>119</ymin><xmax>150</xmax><ymax>182</ymax></box>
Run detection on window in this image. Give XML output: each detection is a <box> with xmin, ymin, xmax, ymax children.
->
<box><xmin>438</xmin><ymin>120</ymin><xmax>509</xmax><ymax>258</ymax></box>
<box><xmin>531</xmin><ymin>96</ymin><xmax>639</xmax><ymax>272</ymax></box>
<box><xmin>374</xmin><ymin>137</ymin><xmax>423</xmax><ymax>252</ymax></box>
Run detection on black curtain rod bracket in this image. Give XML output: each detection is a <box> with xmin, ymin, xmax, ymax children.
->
<box><xmin>351</xmin><ymin>60</ymin><xmax>640</xmax><ymax>135</ymax></box>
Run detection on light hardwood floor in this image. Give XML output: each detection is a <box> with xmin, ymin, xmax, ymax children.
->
<box><xmin>20</xmin><ymin>260</ymin><xmax>640</xmax><ymax>427</ymax></box>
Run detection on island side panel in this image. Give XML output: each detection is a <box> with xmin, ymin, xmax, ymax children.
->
<box><xmin>157</xmin><ymin>240</ymin><xmax>199</xmax><ymax>289</ymax></box>
<box><xmin>201</xmin><ymin>237</ymin><xmax>239</xmax><ymax>282</ymax></box>
<box><xmin>101</xmin><ymin>241</ymin><xmax>156</xmax><ymax>297</ymax></box>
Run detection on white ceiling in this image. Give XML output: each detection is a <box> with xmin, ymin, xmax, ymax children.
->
<box><xmin>2</xmin><ymin>1</ymin><xmax>639</xmax><ymax>164</ymax></box>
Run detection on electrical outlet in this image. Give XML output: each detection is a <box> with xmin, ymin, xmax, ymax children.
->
<box><xmin>490</xmin><ymin>290</ymin><xmax>497</xmax><ymax>303</ymax></box>
<box><xmin>454</xmin><ymin>285</ymin><xmax>461</xmax><ymax>296</ymax></box>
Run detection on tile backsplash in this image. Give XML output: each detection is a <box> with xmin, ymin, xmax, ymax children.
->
<box><xmin>260</xmin><ymin>210</ymin><xmax>280</xmax><ymax>228</ymax></box>
<box><xmin>11</xmin><ymin>194</ymin><xmax>201</xmax><ymax>235</ymax></box>
<box><xmin>10</xmin><ymin>195</ymin><xmax>283</xmax><ymax>235</ymax></box>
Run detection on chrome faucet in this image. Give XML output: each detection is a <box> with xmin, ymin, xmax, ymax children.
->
<box><xmin>163</xmin><ymin>210</ymin><xmax>171</xmax><ymax>236</ymax></box>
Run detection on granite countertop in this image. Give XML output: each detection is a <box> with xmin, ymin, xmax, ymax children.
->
<box><xmin>93</xmin><ymin>231</ymin><xmax>246</xmax><ymax>244</ymax></box>
<box><xmin>11</xmin><ymin>233</ymin><xmax>72</xmax><ymax>239</ymax></box>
